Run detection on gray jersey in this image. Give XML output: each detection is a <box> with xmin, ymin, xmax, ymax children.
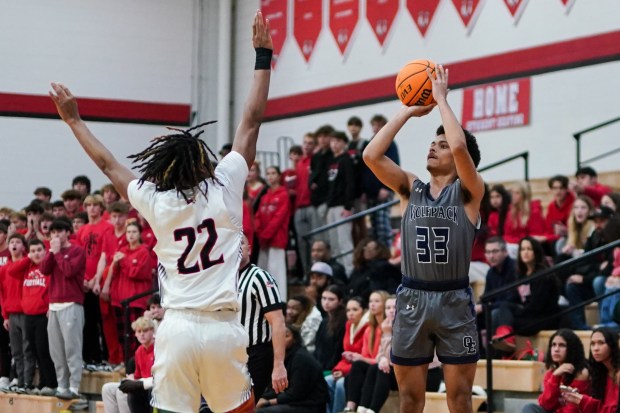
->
<box><xmin>401</xmin><ymin>179</ymin><xmax>478</xmax><ymax>282</ymax></box>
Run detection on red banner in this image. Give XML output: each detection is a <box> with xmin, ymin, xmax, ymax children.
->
<box><xmin>329</xmin><ymin>0</ymin><xmax>360</xmax><ymax>55</ymax></box>
<box><xmin>293</xmin><ymin>0</ymin><xmax>322</xmax><ymax>62</ymax></box>
<box><xmin>261</xmin><ymin>0</ymin><xmax>287</xmax><ymax>68</ymax></box>
<box><xmin>406</xmin><ymin>0</ymin><xmax>440</xmax><ymax>37</ymax></box>
<box><xmin>451</xmin><ymin>0</ymin><xmax>484</xmax><ymax>32</ymax></box>
<box><xmin>503</xmin><ymin>0</ymin><xmax>528</xmax><ymax>23</ymax></box>
<box><xmin>366</xmin><ymin>0</ymin><xmax>399</xmax><ymax>46</ymax></box>
<box><xmin>560</xmin><ymin>0</ymin><xmax>576</xmax><ymax>13</ymax></box>
<box><xmin>461</xmin><ymin>78</ymin><xmax>531</xmax><ymax>132</ymax></box>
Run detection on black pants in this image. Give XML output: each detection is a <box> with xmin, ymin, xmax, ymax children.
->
<box><xmin>346</xmin><ymin>361</ymin><xmax>371</xmax><ymax>405</ymax></box>
<box><xmin>83</xmin><ymin>291</ymin><xmax>104</xmax><ymax>364</ymax></box>
<box><xmin>248</xmin><ymin>342</ymin><xmax>274</xmax><ymax>401</ymax></box>
<box><xmin>24</xmin><ymin>314</ymin><xmax>57</xmax><ymax>388</ymax></box>
<box><xmin>0</xmin><ymin>313</ymin><xmax>10</xmax><ymax>378</ymax></box>
<box><xmin>128</xmin><ymin>388</ymin><xmax>152</xmax><ymax>413</ymax></box>
<box><xmin>359</xmin><ymin>364</ymin><xmax>398</xmax><ymax>411</ymax></box>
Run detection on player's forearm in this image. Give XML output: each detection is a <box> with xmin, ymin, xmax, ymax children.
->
<box><xmin>68</xmin><ymin>120</ymin><xmax>119</xmax><ymax>176</ymax></box>
<box><xmin>363</xmin><ymin>109</ymin><xmax>408</xmax><ymax>162</ymax></box>
<box><xmin>436</xmin><ymin>99</ymin><xmax>467</xmax><ymax>151</ymax></box>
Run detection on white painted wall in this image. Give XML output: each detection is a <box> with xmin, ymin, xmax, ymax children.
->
<box><xmin>0</xmin><ymin>0</ymin><xmax>195</xmax><ymax>208</ymax></box>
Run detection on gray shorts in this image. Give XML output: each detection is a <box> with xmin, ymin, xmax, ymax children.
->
<box><xmin>391</xmin><ymin>278</ymin><xmax>479</xmax><ymax>366</ymax></box>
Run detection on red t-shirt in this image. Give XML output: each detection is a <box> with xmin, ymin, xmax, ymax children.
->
<box><xmin>0</xmin><ymin>259</ymin><xmax>23</xmax><ymax>317</ymax></box>
<box><xmin>134</xmin><ymin>341</ymin><xmax>155</xmax><ymax>380</ymax></box>
<box><xmin>0</xmin><ymin>249</ymin><xmax>10</xmax><ymax>267</ymax></box>
<box><xmin>545</xmin><ymin>191</ymin><xmax>576</xmax><ymax>241</ymax></box>
<box><xmin>75</xmin><ymin>219</ymin><xmax>114</xmax><ymax>281</ymax></box>
<box><xmin>501</xmin><ymin>201</ymin><xmax>547</xmax><ymax>244</ymax></box>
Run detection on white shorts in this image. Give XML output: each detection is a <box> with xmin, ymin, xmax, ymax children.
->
<box><xmin>150</xmin><ymin>309</ymin><xmax>252</xmax><ymax>413</ymax></box>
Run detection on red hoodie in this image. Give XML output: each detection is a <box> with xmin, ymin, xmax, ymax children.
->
<box><xmin>110</xmin><ymin>245</ymin><xmax>153</xmax><ymax>309</ymax></box>
<box><xmin>332</xmin><ymin>320</ymin><xmax>369</xmax><ymax>376</ymax></box>
<box><xmin>538</xmin><ymin>370</ymin><xmax>589</xmax><ymax>413</ymax></box>
<box><xmin>40</xmin><ymin>244</ymin><xmax>86</xmax><ymax>305</ymax></box>
<box><xmin>0</xmin><ymin>259</ymin><xmax>23</xmax><ymax>318</ymax></box>
<box><xmin>255</xmin><ymin>186</ymin><xmax>291</xmax><ymax>249</ymax></box>
<box><xmin>545</xmin><ymin>191</ymin><xmax>576</xmax><ymax>241</ymax></box>
<box><xmin>499</xmin><ymin>201</ymin><xmax>547</xmax><ymax>244</ymax></box>
<box><xmin>7</xmin><ymin>258</ymin><xmax>49</xmax><ymax>316</ymax></box>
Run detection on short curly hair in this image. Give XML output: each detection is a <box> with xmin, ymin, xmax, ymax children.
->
<box><xmin>436</xmin><ymin>125</ymin><xmax>481</xmax><ymax>167</ymax></box>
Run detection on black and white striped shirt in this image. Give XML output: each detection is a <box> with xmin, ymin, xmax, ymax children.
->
<box><xmin>237</xmin><ymin>264</ymin><xmax>284</xmax><ymax>347</ymax></box>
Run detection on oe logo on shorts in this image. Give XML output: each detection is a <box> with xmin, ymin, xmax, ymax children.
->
<box><xmin>463</xmin><ymin>336</ymin><xmax>476</xmax><ymax>354</ymax></box>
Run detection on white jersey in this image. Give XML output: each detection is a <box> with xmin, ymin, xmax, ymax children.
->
<box><xmin>127</xmin><ymin>151</ymin><xmax>248</xmax><ymax>312</ymax></box>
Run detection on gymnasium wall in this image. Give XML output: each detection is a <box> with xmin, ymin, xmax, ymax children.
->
<box><xmin>233</xmin><ymin>0</ymin><xmax>620</xmax><ymax>185</ymax></box>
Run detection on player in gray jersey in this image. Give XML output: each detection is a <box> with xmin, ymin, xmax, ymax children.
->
<box><xmin>363</xmin><ymin>65</ymin><xmax>483</xmax><ymax>413</ymax></box>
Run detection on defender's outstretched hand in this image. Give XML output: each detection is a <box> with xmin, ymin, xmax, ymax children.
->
<box><xmin>253</xmin><ymin>10</ymin><xmax>273</xmax><ymax>50</ymax></box>
<box><xmin>49</xmin><ymin>83</ymin><xmax>81</xmax><ymax>125</ymax></box>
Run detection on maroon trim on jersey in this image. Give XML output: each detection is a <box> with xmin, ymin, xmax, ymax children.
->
<box><xmin>0</xmin><ymin>92</ymin><xmax>191</xmax><ymax>126</ymax></box>
<box><xmin>263</xmin><ymin>30</ymin><xmax>620</xmax><ymax>121</ymax></box>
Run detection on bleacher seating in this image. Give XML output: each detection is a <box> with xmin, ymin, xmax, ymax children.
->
<box><xmin>0</xmin><ymin>393</ymin><xmax>79</xmax><ymax>413</ymax></box>
<box><xmin>474</xmin><ymin>360</ymin><xmax>545</xmax><ymax>392</ymax></box>
<box><xmin>380</xmin><ymin>391</ymin><xmax>486</xmax><ymax>413</ymax></box>
<box><xmin>533</xmin><ymin>330</ymin><xmax>592</xmax><ymax>358</ymax></box>
<box><xmin>80</xmin><ymin>370</ymin><xmax>123</xmax><ymax>395</ymax></box>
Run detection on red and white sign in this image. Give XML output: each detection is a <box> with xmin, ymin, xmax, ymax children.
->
<box><xmin>366</xmin><ymin>0</ymin><xmax>399</xmax><ymax>47</ymax></box>
<box><xmin>261</xmin><ymin>0</ymin><xmax>287</xmax><ymax>68</ymax></box>
<box><xmin>329</xmin><ymin>0</ymin><xmax>360</xmax><ymax>55</ymax></box>
<box><xmin>503</xmin><ymin>0</ymin><xmax>528</xmax><ymax>23</ymax></box>
<box><xmin>406</xmin><ymin>0</ymin><xmax>440</xmax><ymax>37</ymax></box>
<box><xmin>451</xmin><ymin>0</ymin><xmax>484</xmax><ymax>32</ymax></box>
<box><xmin>461</xmin><ymin>78</ymin><xmax>531</xmax><ymax>132</ymax></box>
<box><xmin>293</xmin><ymin>0</ymin><xmax>322</xmax><ymax>62</ymax></box>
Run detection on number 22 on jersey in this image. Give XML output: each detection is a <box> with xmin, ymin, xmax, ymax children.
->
<box><xmin>173</xmin><ymin>218</ymin><xmax>224</xmax><ymax>274</ymax></box>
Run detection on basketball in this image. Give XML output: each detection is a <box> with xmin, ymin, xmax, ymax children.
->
<box><xmin>395</xmin><ymin>59</ymin><xmax>436</xmax><ymax>106</ymax></box>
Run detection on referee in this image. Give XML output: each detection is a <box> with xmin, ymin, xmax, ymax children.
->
<box><xmin>238</xmin><ymin>235</ymin><xmax>288</xmax><ymax>402</ymax></box>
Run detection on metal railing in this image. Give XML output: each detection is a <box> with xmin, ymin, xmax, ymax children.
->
<box><xmin>478</xmin><ymin>151</ymin><xmax>529</xmax><ymax>181</ymax></box>
<box><xmin>121</xmin><ymin>288</ymin><xmax>158</xmax><ymax>366</ymax></box>
<box><xmin>574</xmin><ymin>115</ymin><xmax>620</xmax><ymax>168</ymax></box>
<box><xmin>480</xmin><ymin>238</ymin><xmax>620</xmax><ymax>413</ymax></box>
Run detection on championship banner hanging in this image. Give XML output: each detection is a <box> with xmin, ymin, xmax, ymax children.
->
<box><xmin>261</xmin><ymin>0</ymin><xmax>288</xmax><ymax>68</ymax></box>
<box><xmin>406</xmin><ymin>0</ymin><xmax>440</xmax><ymax>37</ymax></box>
<box><xmin>366</xmin><ymin>0</ymin><xmax>399</xmax><ymax>47</ymax></box>
<box><xmin>503</xmin><ymin>0</ymin><xmax>528</xmax><ymax>24</ymax></box>
<box><xmin>294</xmin><ymin>0</ymin><xmax>322</xmax><ymax>62</ymax></box>
<box><xmin>451</xmin><ymin>0</ymin><xmax>484</xmax><ymax>33</ymax></box>
<box><xmin>461</xmin><ymin>78</ymin><xmax>531</xmax><ymax>132</ymax></box>
<box><xmin>329</xmin><ymin>0</ymin><xmax>360</xmax><ymax>56</ymax></box>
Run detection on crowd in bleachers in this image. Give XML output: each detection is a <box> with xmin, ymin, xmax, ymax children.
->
<box><xmin>2</xmin><ymin>114</ymin><xmax>620</xmax><ymax>413</ymax></box>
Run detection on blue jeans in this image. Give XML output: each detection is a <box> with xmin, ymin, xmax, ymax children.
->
<box><xmin>566</xmin><ymin>275</ymin><xmax>606</xmax><ymax>329</ymax></box>
<box><xmin>325</xmin><ymin>374</ymin><xmax>346</xmax><ymax>413</ymax></box>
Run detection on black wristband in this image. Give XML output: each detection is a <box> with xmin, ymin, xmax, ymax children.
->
<box><xmin>255</xmin><ymin>47</ymin><xmax>273</xmax><ymax>70</ymax></box>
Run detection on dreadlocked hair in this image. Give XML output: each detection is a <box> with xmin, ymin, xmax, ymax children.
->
<box><xmin>128</xmin><ymin>121</ymin><xmax>221</xmax><ymax>203</ymax></box>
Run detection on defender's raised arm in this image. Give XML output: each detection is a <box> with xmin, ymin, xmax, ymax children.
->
<box><xmin>232</xmin><ymin>10</ymin><xmax>273</xmax><ymax>168</ymax></box>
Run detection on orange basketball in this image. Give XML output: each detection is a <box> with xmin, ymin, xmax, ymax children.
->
<box><xmin>395</xmin><ymin>59</ymin><xmax>436</xmax><ymax>106</ymax></box>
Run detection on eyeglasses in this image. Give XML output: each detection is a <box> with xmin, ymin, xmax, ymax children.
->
<box><xmin>484</xmin><ymin>249</ymin><xmax>502</xmax><ymax>255</ymax></box>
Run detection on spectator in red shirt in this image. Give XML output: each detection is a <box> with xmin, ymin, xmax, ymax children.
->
<box><xmin>61</xmin><ymin>190</ymin><xmax>83</xmax><ymax>220</ymax></box>
<box><xmin>51</xmin><ymin>200</ymin><xmax>67</xmax><ymax>218</ymax></box>
<box><xmin>101</xmin><ymin>183</ymin><xmax>121</xmax><ymax>222</ymax></box>
<box><xmin>545</xmin><ymin>175</ymin><xmax>575</xmax><ymax>246</ymax></box>
<box><xmin>10</xmin><ymin>212</ymin><xmax>28</xmax><ymax>235</ymax></box>
<box><xmin>8</xmin><ymin>239</ymin><xmax>57</xmax><ymax>394</ymax></box>
<box><xmin>75</xmin><ymin>194</ymin><xmax>114</xmax><ymax>365</ymax></box>
<box><xmin>502</xmin><ymin>181</ymin><xmax>547</xmax><ymax>257</ymax></box>
<box><xmin>571</xmin><ymin>166</ymin><xmax>612</xmax><ymax>207</ymax></box>
<box><xmin>33</xmin><ymin>187</ymin><xmax>52</xmax><ymax>203</ymax></box>
<box><xmin>487</xmin><ymin>184</ymin><xmax>511</xmax><ymax>238</ymax></box>
<box><xmin>72</xmin><ymin>175</ymin><xmax>91</xmax><ymax>197</ymax></box>
<box><xmin>0</xmin><ymin>223</ymin><xmax>11</xmax><ymax>389</ymax></box>
<box><xmin>41</xmin><ymin>218</ymin><xmax>86</xmax><ymax>400</ymax></box>
<box><xmin>72</xmin><ymin>212</ymin><xmax>88</xmax><ymax>235</ymax></box>
<box><xmin>24</xmin><ymin>202</ymin><xmax>44</xmax><ymax>242</ymax></box>
<box><xmin>102</xmin><ymin>221</ymin><xmax>153</xmax><ymax>354</ymax></box>
<box><xmin>555</xmin><ymin>195</ymin><xmax>594</xmax><ymax>263</ymax></box>
<box><xmin>294</xmin><ymin>133</ymin><xmax>317</xmax><ymax>275</ymax></box>
<box><xmin>0</xmin><ymin>233</ymin><xmax>27</xmax><ymax>392</ymax></box>
<box><xmin>255</xmin><ymin>166</ymin><xmax>291</xmax><ymax>299</ymax></box>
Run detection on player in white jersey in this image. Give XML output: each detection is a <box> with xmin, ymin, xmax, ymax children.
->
<box><xmin>49</xmin><ymin>11</ymin><xmax>274</xmax><ymax>413</ymax></box>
